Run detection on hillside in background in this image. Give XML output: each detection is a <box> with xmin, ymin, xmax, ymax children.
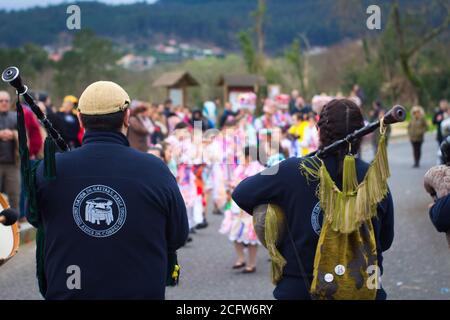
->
<box><xmin>0</xmin><ymin>0</ymin><xmax>399</xmax><ymax>52</ymax></box>
<box><xmin>0</xmin><ymin>0</ymin><xmax>447</xmax><ymax>108</ymax></box>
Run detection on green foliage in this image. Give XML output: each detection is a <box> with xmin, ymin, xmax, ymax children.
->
<box><xmin>0</xmin><ymin>0</ymin><xmax>447</xmax><ymax>110</ymax></box>
<box><xmin>284</xmin><ymin>38</ymin><xmax>306</xmax><ymax>95</ymax></box>
<box><xmin>342</xmin><ymin>60</ymin><xmax>384</xmax><ymax>107</ymax></box>
<box><xmin>238</xmin><ymin>31</ymin><xmax>257</xmax><ymax>74</ymax></box>
<box><xmin>0</xmin><ymin>44</ymin><xmax>51</xmax><ymax>90</ymax></box>
<box><xmin>53</xmin><ymin>30</ymin><xmax>120</xmax><ymax>97</ymax></box>
<box><xmin>341</xmin><ymin>1</ymin><xmax>450</xmax><ymax>109</ymax></box>
<box><xmin>0</xmin><ymin>0</ymin><xmax>367</xmax><ymax>52</ymax></box>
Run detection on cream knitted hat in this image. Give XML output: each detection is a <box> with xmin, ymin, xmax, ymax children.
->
<box><xmin>78</xmin><ymin>81</ymin><xmax>130</xmax><ymax>115</ymax></box>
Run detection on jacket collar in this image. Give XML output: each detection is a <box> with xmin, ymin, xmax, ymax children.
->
<box><xmin>82</xmin><ymin>130</ymin><xmax>130</xmax><ymax>147</ymax></box>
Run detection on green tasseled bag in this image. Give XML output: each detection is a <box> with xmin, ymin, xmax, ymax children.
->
<box><xmin>302</xmin><ymin>133</ymin><xmax>390</xmax><ymax>300</ymax></box>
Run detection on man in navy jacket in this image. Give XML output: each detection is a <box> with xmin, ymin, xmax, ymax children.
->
<box><xmin>30</xmin><ymin>81</ymin><xmax>188</xmax><ymax>299</ymax></box>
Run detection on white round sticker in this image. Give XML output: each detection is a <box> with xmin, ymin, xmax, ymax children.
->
<box><xmin>324</xmin><ymin>273</ymin><xmax>334</xmax><ymax>283</ymax></box>
<box><xmin>335</xmin><ymin>265</ymin><xmax>346</xmax><ymax>276</ymax></box>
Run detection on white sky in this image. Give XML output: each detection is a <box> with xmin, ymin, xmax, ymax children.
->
<box><xmin>0</xmin><ymin>0</ymin><xmax>157</xmax><ymax>11</ymax></box>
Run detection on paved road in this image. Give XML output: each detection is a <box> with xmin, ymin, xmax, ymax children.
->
<box><xmin>0</xmin><ymin>134</ymin><xmax>449</xmax><ymax>300</ymax></box>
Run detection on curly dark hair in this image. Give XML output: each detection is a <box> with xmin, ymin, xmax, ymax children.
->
<box><xmin>317</xmin><ymin>99</ymin><xmax>365</xmax><ymax>173</ymax></box>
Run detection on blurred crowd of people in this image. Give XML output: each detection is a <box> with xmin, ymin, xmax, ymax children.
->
<box><xmin>1</xmin><ymin>82</ymin><xmax>449</xmax><ymax>271</ymax></box>
<box><xmin>0</xmin><ymin>82</ymin><xmax>374</xmax><ymax>272</ymax></box>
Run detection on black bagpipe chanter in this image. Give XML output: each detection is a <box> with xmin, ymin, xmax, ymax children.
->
<box><xmin>0</xmin><ymin>67</ymin><xmax>69</xmax><ymax>269</ymax></box>
<box><xmin>2</xmin><ymin>66</ymin><xmax>69</xmax><ymax>152</ymax></box>
<box><xmin>1</xmin><ymin>66</ymin><xmax>70</xmax><ymax>219</ymax></box>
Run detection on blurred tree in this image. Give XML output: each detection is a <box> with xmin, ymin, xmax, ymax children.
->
<box><xmin>252</xmin><ymin>0</ymin><xmax>266</xmax><ymax>71</ymax></box>
<box><xmin>238</xmin><ymin>31</ymin><xmax>258</xmax><ymax>74</ymax></box>
<box><xmin>0</xmin><ymin>44</ymin><xmax>50</xmax><ymax>91</ymax></box>
<box><xmin>284</xmin><ymin>38</ymin><xmax>306</xmax><ymax>96</ymax></box>
<box><xmin>237</xmin><ymin>0</ymin><xmax>267</xmax><ymax>75</ymax></box>
<box><xmin>53</xmin><ymin>29</ymin><xmax>120</xmax><ymax>98</ymax></box>
<box><xmin>392</xmin><ymin>0</ymin><xmax>450</xmax><ymax>108</ymax></box>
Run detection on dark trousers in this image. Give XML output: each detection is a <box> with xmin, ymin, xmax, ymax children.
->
<box><xmin>411</xmin><ymin>141</ymin><xmax>423</xmax><ymax>166</ymax></box>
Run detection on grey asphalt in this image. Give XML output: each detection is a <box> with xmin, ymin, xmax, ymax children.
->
<box><xmin>0</xmin><ymin>134</ymin><xmax>449</xmax><ymax>300</ymax></box>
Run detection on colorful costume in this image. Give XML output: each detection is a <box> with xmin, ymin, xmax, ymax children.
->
<box><xmin>220</xmin><ymin>161</ymin><xmax>264</xmax><ymax>245</ymax></box>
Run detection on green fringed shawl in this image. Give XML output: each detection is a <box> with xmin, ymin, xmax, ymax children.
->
<box><xmin>301</xmin><ymin>133</ymin><xmax>390</xmax><ymax>234</ymax></box>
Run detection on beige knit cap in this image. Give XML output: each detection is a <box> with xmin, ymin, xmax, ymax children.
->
<box><xmin>78</xmin><ymin>81</ymin><xmax>130</xmax><ymax>115</ymax></box>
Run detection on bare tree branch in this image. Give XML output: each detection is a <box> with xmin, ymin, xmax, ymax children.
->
<box><xmin>406</xmin><ymin>15</ymin><xmax>450</xmax><ymax>58</ymax></box>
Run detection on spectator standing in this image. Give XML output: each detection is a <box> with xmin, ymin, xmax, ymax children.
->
<box><xmin>53</xmin><ymin>95</ymin><xmax>81</xmax><ymax>149</ymax></box>
<box><xmin>408</xmin><ymin>106</ymin><xmax>428</xmax><ymax>168</ymax></box>
<box><xmin>0</xmin><ymin>91</ymin><xmax>19</xmax><ymax>211</ymax></box>
<box><xmin>128</xmin><ymin>105</ymin><xmax>153</xmax><ymax>152</ymax></box>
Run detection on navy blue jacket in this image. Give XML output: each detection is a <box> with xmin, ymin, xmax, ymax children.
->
<box><xmin>232</xmin><ymin>156</ymin><xmax>394</xmax><ymax>300</ymax></box>
<box><xmin>31</xmin><ymin>131</ymin><xmax>188</xmax><ymax>299</ymax></box>
<box><xmin>430</xmin><ymin>194</ymin><xmax>450</xmax><ymax>232</ymax></box>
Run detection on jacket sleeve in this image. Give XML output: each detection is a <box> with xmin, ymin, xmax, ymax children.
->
<box><xmin>165</xmin><ymin>173</ymin><xmax>189</xmax><ymax>251</ymax></box>
<box><xmin>429</xmin><ymin>194</ymin><xmax>450</xmax><ymax>233</ymax></box>
<box><xmin>232</xmin><ymin>161</ymin><xmax>286</xmax><ymax>215</ymax></box>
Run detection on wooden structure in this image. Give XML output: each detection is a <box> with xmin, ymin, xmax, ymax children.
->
<box><xmin>217</xmin><ymin>74</ymin><xmax>266</xmax><ymax>109</ymax></box>
<box><xmin>153</xmin><ymin>71</ymin><xmax>199</xmax><ymax>107</ymax></box>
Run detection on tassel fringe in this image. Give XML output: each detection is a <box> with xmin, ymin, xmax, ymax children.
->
<box><xmin>264</xmin><ymin>204</ymin><xmax>287</xmax><ymax>284</ymax></box>
<box><xmin>301</xmin><ymin>134</ymin><xmax>390</xmax><ymax>234</ymax></box>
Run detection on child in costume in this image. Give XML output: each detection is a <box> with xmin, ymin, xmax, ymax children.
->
<box><xmin>203</xmin><ymin>130</ymin><xmax>227</xmax><ymax>215</ymax></box>
<box><xmin>166</xmin><ymin>122</ymin><xmax>201</xmax><ymax>232</ymax></box>
<box><xmin>299</xmin><ymin>113</ymin><xmax>319</xmax><ymax>155</ymax></box>
<box><xmin>220</xmin><ymin>146</ymin><xmax>264</xmax><ymax>273</ymax></box>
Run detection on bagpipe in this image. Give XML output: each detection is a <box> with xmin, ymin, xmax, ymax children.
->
<box><xmin>253</xmin><ymin>104</ymin><xmax>406</xmax><ymax>299</ymax></box>
<box><xmin>2</xmin><ymin>67</ymin><xmax>69</xmax><ymax>210</ymax></box>
<box><xmin>1</xmin><ymin>66</ymin><xmax>67</xmax><ymax>269</ymax></box>
<box><xmin>1</xmin><ymin>66</ymin><xmax>69</xmax><ymax>219</ymax></box>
